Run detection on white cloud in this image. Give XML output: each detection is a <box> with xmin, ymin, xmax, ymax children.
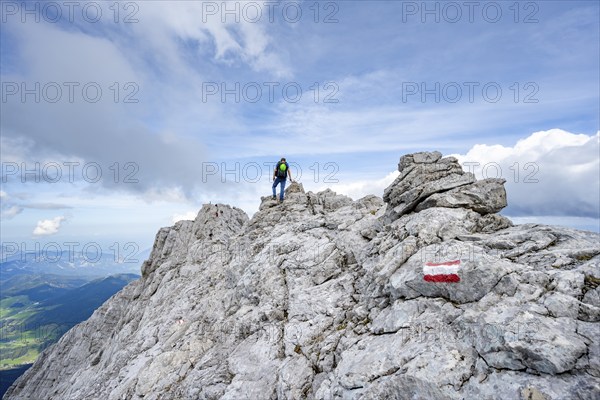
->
<box><xmin>33</xmin><ymin>216</ymin><xmax>65</xmax><ymax>236</ymax></box>
<box><xmin>171</xmin><ymin>211</ymin><xmax>198</xmax><ymax>223</ymax></box>
<box><xmin>324</xmin><ymin>171</ymin><xmax>400</xmax><ymax>201</ymax></box>
<box><xmin>452</xmin><ymin>129</ymin><xmax>600</xmax><ymax>218</ymax></box>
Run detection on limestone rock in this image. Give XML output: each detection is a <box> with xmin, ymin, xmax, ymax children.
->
<box><xmin>415</xmin><ymin>178</ymin><xmax>508</xmax><ymax>214</ymax></box>
<box><xmin>383</xmin><ymin>151</ymin><xmax>508</xmax><ymax>222</ymax></box>
<box><xmin>6</xmin><ymin>151</ymin><xmax>599</xmax><ymax>400</ymax></box>
<box><xmin>389</xmin><ymin>240</ymin><xmax>517</xmax><ymax>304</ymax></box>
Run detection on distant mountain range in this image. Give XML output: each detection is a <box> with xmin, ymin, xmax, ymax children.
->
<box><xmin>0</xmin><ymin>247</ymin><xmax>149</xmax><ymax>278</ymax></box>
<box><xmin>26</xmin><ymin>274</ymin><xmax>140</xmax><ymax>327</ymax></box>
<box><xmin>0</xmin><ymin>246</ymin><xmax>145</xmax><ymax>398</ymax></box>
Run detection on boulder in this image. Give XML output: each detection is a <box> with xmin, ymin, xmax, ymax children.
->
<box><xmin>383</xmin><ymin>151</ymin><xmax>508</xmax><ymax>222</ymax></box>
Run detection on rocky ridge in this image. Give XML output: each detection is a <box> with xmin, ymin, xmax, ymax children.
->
<box><xmin>6</xmin><ymin>152</ymin><xmax>600</xmax><ymax>399</ymax></box>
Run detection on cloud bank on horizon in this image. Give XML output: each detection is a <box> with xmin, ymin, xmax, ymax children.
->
<box><xmin>327</xmin><ymin>129</ymin><xmax>599</xmax><ymax>221</ymax></box>
<box><xmin>1</xmin><ymin>1</ymin><xmax>598</xmax><ymax>245</ymax></box>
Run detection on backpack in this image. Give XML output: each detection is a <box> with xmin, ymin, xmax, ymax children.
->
<box><xmin>276</xmin><ymin>161</ymin><xmax>288</xmax><ymax>179</ymax></box>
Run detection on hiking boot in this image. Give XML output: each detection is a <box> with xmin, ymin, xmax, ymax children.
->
<box><xmin>272</xmin><ymin>195</ymin><xmax>276</xmax><ymax>200</ymax></box>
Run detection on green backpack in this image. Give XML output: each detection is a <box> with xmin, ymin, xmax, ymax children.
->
<box><xmin>276</xmin><ymin>162</ymin><xmax>288</xmax><ymax>179</ymax></box>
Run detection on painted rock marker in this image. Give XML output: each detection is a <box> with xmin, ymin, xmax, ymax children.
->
<box><xmin>423</xmin><ymin>260</ymin><xmax>461</xmax><ymax>283</ymax></box>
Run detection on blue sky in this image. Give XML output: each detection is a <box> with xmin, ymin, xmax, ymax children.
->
<box><xmin>1</xmin><ymin>0</ymin><xmax>599</xmax><ymax>255</ymax></box>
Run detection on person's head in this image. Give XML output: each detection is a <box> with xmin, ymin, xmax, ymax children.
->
<box><xmin>281</xmin><ymin>157</ymin><xmax>286</xmax><ymax>162</ymax></box>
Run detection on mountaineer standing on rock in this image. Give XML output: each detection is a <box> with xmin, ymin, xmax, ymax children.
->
<box><xmin>272</xmin><ymin>157</ymin><xmax>293</xmax><ymax>201</ymax></box>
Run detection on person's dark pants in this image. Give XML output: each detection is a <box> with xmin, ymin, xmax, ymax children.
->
<box><xmin>272</xmin><ymin>177</ymin><xmax>286</xmax><ymax>200</ymax></box>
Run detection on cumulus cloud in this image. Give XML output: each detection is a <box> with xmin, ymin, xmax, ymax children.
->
<box><xmin>452</xmin><ymin>129</ymin><xmax>599</xmax><ymax>218</ymax></box>
<box><xmin>33</xmin><ymin>216</ymin><xmax>66</xmax><ymax>236</ymax></box>
<box><xmin>0</xmin><ymin>0</ymin><xmax>295</xmax><ymax>202</ymax></box>
<box><xmin>171</xmin><ymin>211</ymin><xmax>198</xmax><ymax>223</ymax></box>
<box><xmin>326</xmin><ymin>171</ymin><xmax>400</xmax><ymax>201</ymax></box>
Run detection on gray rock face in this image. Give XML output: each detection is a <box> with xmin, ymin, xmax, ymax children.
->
<box><xmin>6</xmin><ymin>153</ymin><xmax>599</xmax><ymax>400</ymax></box>
<box><xmin>416</xmin><ymin>178</ymin><xmax>508</xmax><ymax>214</ymax></box>
<box><xmin>383</xmin><ymin>151</ymin><xmax>508</xmax><ymax>221</ymax></box>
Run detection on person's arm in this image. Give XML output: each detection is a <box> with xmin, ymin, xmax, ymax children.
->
<box><xmin>287</xmin><ymin>166</ymin><xmax>293</xmax><ymax>182</ymax></box>
<box><xmin>273</xmin><ymin>166</ymin><xmax>277</xmax><ymax>181</ymax></box>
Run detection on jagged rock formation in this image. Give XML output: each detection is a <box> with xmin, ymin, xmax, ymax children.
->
<box><xmin>6</xmin><ymin>152</ymin><xmax>600</xmax><ymax>399</ymax></box>
<box><xmin>383</xmin><ymin>151</ymin><xmax>507</xmax><ymax>221</ymax></box>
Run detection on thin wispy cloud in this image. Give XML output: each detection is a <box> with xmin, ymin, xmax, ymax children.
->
<box><xmin>1</xmin><ymin>205</ymin><xmax>23</xmax><ymax>220</ymax></box>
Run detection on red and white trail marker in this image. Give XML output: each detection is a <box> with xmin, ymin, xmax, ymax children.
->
<box><xmin>423</xmin><ymin>260</ymin><xmax>461</xmax><ymax>283</ymax></box>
